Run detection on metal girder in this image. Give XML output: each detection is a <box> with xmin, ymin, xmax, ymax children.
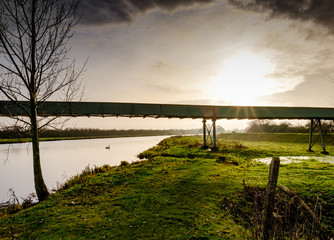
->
<box><xmin>1</xmin><ymin>101</ymin><xmax>334</xmax><ymax>120</ymax></box>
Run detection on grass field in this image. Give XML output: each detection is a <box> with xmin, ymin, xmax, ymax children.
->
<box><xmin>0</xmin><ymin>133</ymin><xmax>333</xmax><ymax>239</ymax></box>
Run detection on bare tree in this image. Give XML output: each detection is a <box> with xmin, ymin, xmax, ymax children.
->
<box><xmin>0</xmin><ymin>0</ymin><xmax>83</xmax><ymax>201</ymax></box>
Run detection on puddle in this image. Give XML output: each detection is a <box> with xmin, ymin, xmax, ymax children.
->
<box><xmin>253</xmin><ymin>156</ymin><xmax>334</xmax><ymax>165</ymax></box>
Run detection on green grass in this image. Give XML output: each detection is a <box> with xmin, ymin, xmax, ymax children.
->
<box><xmin>0</xmin><ymin>133</ymin><xmax>333</xmax><ymax>239</ymax></box>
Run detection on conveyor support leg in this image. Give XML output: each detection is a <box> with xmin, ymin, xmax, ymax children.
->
<box><xmin>308</xmin><ymin>119</ymin><xmax>329</xmax><ymax>154</ymax></box>
<box><xmin>202</xmin><ymin>118</ymin><xmax>217</xmax><ymax>151</ymax></box>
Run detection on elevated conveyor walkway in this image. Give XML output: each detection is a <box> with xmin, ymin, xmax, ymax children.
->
<box><xmin>1</xmin><ymin>101</ymin><xmax>333</xmax><ymax>153</ymax></box>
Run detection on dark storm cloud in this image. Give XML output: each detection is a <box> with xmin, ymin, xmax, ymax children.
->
<box><xmin>79</xmin><ymin>0</ymin><xmax>213</xmax><ymax>25</ymax></box>
<box><xmin>229</xmin><ymin>0</ymin><xmax>334</xmax><ymax>32</ymax></box>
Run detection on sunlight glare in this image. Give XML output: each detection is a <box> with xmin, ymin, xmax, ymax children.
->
<box><xmin>209</xmin><ymin>51</ymin><xmax>277</xmax><ymax>106</ymax></box>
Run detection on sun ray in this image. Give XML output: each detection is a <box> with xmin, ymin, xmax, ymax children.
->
<box><xmin>209</xmin><ymin>51</ymin><xmax>277</xmax><ymax>106</ymax></box>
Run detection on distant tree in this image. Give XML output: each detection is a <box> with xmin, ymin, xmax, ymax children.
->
<box><xmin>322</xmin><ymin>120</ymin><xmax>334</xmax><ymax>134</ymax></box>
<box><xmin>216</xmin><ymin>125</ymin><xmax>226</xmax><ymax>134</ymax></box>
<box><xmin>0</xmin><ymin>0</ymin><xmax>83</xmax><ymax>201</ymax></box>
<box><xmin>246</xmin><ymin>120</ymin><xmax>309</xmax><ymax>133</ymax></box>
<box><xmin>246</xmin><ymin>120</ymin><xmax>273</xmax><ymax>133</ymax></box>
<box><xmin>273</xmin><ymin>122</ymin><xmax>290</xmax><ymax>133</ymax></box>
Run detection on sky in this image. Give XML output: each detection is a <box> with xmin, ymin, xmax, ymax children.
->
<box><xmin>66</xmin><ymin>0</ymin><xmax>334</xmax><ymax>130</ymax></box>
<box><xmin>5</xmin><ymin>0</ymin><xmax>334</xmax><ymax>130</ymax></box>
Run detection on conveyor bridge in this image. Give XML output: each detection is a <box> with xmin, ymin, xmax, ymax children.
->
<box><xmin>0</xmin><ymin>101</ymin><xmax>333</xmax><ymax>153</ymax></box>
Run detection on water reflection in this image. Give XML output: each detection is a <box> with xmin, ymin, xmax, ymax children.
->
<box><xmin>0</xmin><ymin>135</ymin><xmax>168</xmax><ymax>203</ymax></box>
<box><xmin>253</xmin><ymin>156</ymin><xmax>334</xmax><ymax>165</ymax></box>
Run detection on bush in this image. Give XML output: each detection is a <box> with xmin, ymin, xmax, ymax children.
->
<box><xmin>120</xmin><ymin>161</ymin><xmax>130</xmax><ymax>167</ymax></box>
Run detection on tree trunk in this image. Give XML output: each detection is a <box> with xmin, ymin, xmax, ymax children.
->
<box><xmin>28</xmin><ymin>0</ymin><xmax>49</xmax><ymax>202</ymax></box>
<box><xmin>30</xmin><ymin>98</ymin><xmax>49</xmax><ymax>201</ymax></box>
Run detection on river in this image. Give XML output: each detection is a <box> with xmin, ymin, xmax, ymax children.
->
<box><xmin>0</xmin><ymin>135</ymin><xmax>169</xmax><ymax>203</ymax></box>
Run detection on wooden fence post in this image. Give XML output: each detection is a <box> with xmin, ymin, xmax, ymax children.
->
<box><xmin>262</xmin><ymin>156</ymin><xmax>280</xmax><ymax>240</ymax></box>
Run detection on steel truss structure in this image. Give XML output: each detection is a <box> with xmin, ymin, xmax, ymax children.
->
<box><xmin>308</xmin><ymin>119</ymin><xmax>329</xmax><ymax>154</ymax></box>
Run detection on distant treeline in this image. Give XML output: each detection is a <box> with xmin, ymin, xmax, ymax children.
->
<box><xmin>2</xmin><ymin>121</ymin><xmax>333</xmax><ymax>138</ymax></box>
<box><xmin>0</xmin><ymin>127</ymin><xmax>203</xmax><ymax>139</ymax></box>
<box><xmin>246</xmin><ymin>120</ymin><xmax>334</xmax><ymax>133</ymax></box>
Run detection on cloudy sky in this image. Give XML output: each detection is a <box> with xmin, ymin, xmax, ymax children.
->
<box><xmin>64</xmin><ymin>0</ymin><xmax>334</xmax><ymax>130</ymax></box>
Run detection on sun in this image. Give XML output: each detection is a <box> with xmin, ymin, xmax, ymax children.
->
<box><xmin>209</xmin><ymin>51</ymin><xmax>277</xmax><ymax>106</ymax></box>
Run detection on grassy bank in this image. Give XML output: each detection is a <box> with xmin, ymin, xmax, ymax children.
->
<box><xmin>0</xmin><ymin>134</ymin><xmax>333</xmax><ymax>239</ymax></box>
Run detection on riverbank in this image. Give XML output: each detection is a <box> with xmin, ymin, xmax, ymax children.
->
<box><xmin>0</xmin><ymin>134</ymin><xmax>333</xmax><ymax>239</ymax></box>
<box><xmin>0</xmin><ymin>135</ymin><xmax>170</xmax><ymax>203</ymax></box>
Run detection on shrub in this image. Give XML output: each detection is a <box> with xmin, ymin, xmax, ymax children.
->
<box><xmin>120</xmin><ymin>161</ymin><xmax>130</xmax><ymax>167</ymax></box>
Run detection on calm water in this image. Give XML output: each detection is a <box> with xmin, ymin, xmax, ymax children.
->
<box><xmin>0</xmin><ymin>135</ymin><xmax>169</xmax><ymax>203</ymax></box>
